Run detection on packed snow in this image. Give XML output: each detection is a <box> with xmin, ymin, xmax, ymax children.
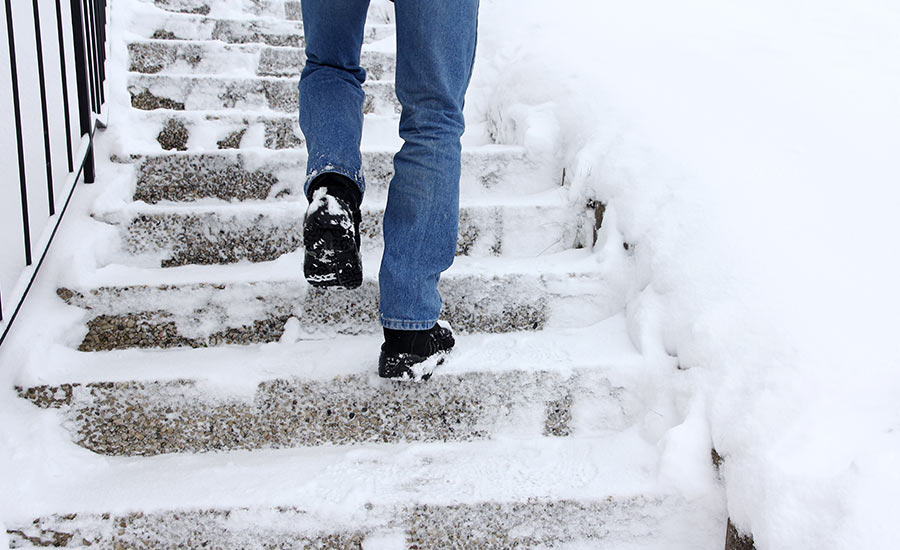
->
<box><xmin>469</xmin><ymin>0</ymin><xmax>900</xmax><ymax>547</ymax></box>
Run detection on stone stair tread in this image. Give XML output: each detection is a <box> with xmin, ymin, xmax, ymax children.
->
<box><xmin>3</xmin><ymin>432</ymin><xmax>668</xmax><ymax>501</ymax></box>
<box><xmin>103</xmin><ymin>200</ymin><xmax>589</xmax><ymax>266</ymax></box>
<box><xmin>149</xmin><ymin>0</ymin><xmax>292</xmax><ymax>20</ymax></box>
<box><xmin>127</xmin><ymin>147</ymin><xmax>551</xmax><ymax>203</ymax></box>
<box><xmin>126</xmin><ymin>5</ymin><xmax>395</xmax><ymax>47</ymax></box>
<box><xmin>127</xmin><ymin>39</ymin><xmax>395</xmax><ymax>79</ymax></box>
<box><xmin>9</xmin><ymin>495</ymin><xmax>720</xmax><ymax>550</ymax></box>
<box><xmin>18</xmin><ymin>367</ymin><xmax>633</xmax><ymax>455</ymax></box>
<box><xmin>55</xmin><ymin>251</ymin><xmax>621</xmax><ymax>350</ymax></box>
<box><xmin>131</xmin><ymin>13</ymin><xmax>395</xmax><ymax>48</ymax></box>
<box><xmin>148</xmin><ymin>0</ymin><xmax>395</xmax><ymax>24</ymax></box>
<box><xmin>119</xmin><ymin>110</ymin><xmax>404</xmax><ymax>151</ymax></box>
<box><xmin>6</xmin><ymin>433</ymin><xmax>721</xmax><ymax>548</ymax></box>
<box><xmin>17</xmin><ymin>318</ymin><xmax>642</xmax><ymax>387</ymax></box>
<box><xmin>128</xmin><ymin>73</ymin><xmax>399</xmax><ymax>114</ymax></box>
<box><xmin>62</xmin><ymin>248</ymin><xmax>605</xmax><ymax>291</ymax></box>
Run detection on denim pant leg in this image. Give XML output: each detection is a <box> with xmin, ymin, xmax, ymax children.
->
<box><xmin>378</xmin><ymin>0</ymin><xmax>479</xmax><ymax>330</ymax></box>
<box><xmin>298</xmin><ymin>0</ymin><xmax>371</xmax><ymax>198</ymax></box>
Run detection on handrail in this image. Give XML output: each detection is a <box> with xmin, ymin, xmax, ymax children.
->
<box><xmin>0</xmin><ymin>0</ymin><xmax>108</xmax><ymax>348</ymax></box>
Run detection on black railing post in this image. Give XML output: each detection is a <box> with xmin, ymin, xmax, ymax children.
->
<box><xmin>70</xmin><ymin>0</ymin><xmax>95</xmax><ymax>183</ymax></box>
<box><xmin>31</xmin><ymin>0</ymin><xmax>56</xmax><ymax>215</ymax></box>
<box><xmin>5</xmin><ymin>0</ymin><xmax>34</xmax><ymax>267</ymax></box>
<box><xmin>55</xmin><ymin>0</ymin><xmax>75</xmax><ymax>173</ymax></box>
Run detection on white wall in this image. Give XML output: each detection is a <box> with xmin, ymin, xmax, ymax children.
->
<box><xmin>1</xmin><ymin>0</ymin><xmax>89</xmax><ymax>324</ymax></box>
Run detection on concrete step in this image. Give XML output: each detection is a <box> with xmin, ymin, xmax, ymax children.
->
<box><xmin>18</xmin><ymin>365</ymin><xmax>620</xmax><ymax>455</ymax></box>
<box><xmin>150</xmin><ymin>0</ymin><xmax>293</xmax><ymax>19</ymax></box>
<box><xmin>56</xmin><ymin>252</ymin><xmax>615</xmax><ymax>350</ymax></box>
<box><xmin>103</xmin><ymin>201</ymin><xmax>591</xmax><ymax>267</ymax></box>
<box><xmin>149</xmin><ymin>0</ymin><xmax>395</xmax><ymax>24</ymax></box>
<box><xmin>126</xmin><ymin>110</ymin><xmax>405</xmax><ymax>152</ymax></box>
<box><xmin>130</xmin><ymin>13</ymin><xmax>393</xmax><ymax>48</ymax></box>
<box><xmin>7</xmin><ymin>495</ymin><xmax>689</xmax><ymax>549</ymax></box>
<box><xmin>128</xmin><ymin>40</ymin><xmax>396</xmax><ymax>80</ymax></box>
<box><xmin>4</xmin><ymin>420</ymin><xmax>723</xmax><ymax>547</ymax></box>
<box><xmin>126</xmin><ymin>148</ymin><xmax>547</xmax><ymax>204</ymax></box>
<box><xmin>128</xmin><ymin>73</ymin><xmax>398</xmax><ymax>114</ymax></box>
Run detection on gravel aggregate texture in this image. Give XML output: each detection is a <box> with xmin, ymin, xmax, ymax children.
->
<box><xmin>131</xmin><ymin>90</ymin><xmax>185</xmax><ymax>111</ymax></box>
<box><xmin>127</xmin><ymin>74</ymin><xmax>398</xmax><ymax>113</ymax></box>
<box><xmin>58</xmin><ymin>275</ymin><xmax>549</xmax><ymax>350</ymax></box>
<box><xmin>18</xmin><ymin>370</ymin><xmax>580</xmax><ymax>455</ymax></box>
<box><xmin>217</xmin><ymin>128</ymin><xmax>246</xmax><ymax>149</ymax></box>
<box><xmin>8</xmin><ymin>508</ymin><xmax>364</xmax><ymax>549</ymax></box>
<box><xmin>119</xmin><ymin>204</ymin><xmax>571</xmax><ymax>267</ymax></box>
<box><xmin>130</xmin><ymin>148</ymin><xmax>530</xmax><ymax>203</ymax></box>
<box><xmin>133</xmin><ymin>153</ymin><xmax>284</xmax><ymax>203</ymax></box>
<box><xmin>128</xmin><ymin>42</ymin><xmax>203</xmax><ymax>74</ymax></box>
<box><xmin>8</xmin><ymin>496</ymin><xmax>670</xmax><ymax>549</ymax></box>
<box><xmin>156</xmin><ymin>118</ymin><xmax>189</xmax><ymax>151</ymax></box>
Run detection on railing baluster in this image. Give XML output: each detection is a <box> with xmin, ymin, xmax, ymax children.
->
<box><xmin>56</xmin><ymin>0</ymin><xmax>75</xmax><ymax>172</ymax></box>
<box><xmin>5</xmin><ymin>0</ymin><xmax>34</xmax><ymax>267</ymax></box>
<box><xmin>32</xmin><ymin>0</ymin><xmax>56</xmax><ymax>216</ymax></box>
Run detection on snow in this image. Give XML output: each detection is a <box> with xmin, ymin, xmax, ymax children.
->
<box><xmin>469</xmin><ymin>0</ymin><xmax>900</xmax><ymax>547</ymax></box>
<box><xmin>1</xmin><ymin>0</ymin><xmax>898</xmax><ymax>547</ymax></box>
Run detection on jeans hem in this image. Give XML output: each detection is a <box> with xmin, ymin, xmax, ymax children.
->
<box><xmin>304</xmin><ymin>167</ymin><xmax>366</xmax><ymax>199</ymax></box>
<box><xmin>380</xmin><ymin>315</ymin><xmax>438</xmax><ymax>331</ymax></box>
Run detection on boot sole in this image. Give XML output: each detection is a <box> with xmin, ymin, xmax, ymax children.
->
<box><xmin>303</xmin><ymin>203</ymin><xmax>362</xmax><ymax>290</ymax></box>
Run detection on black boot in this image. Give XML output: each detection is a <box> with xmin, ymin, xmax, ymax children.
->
<box><xmin>303</xmin><ymin>173</ymin><xmax>363</xmax><ymax>289</ymax></box>
<box><xmin>379</xmin><ymin>323</ymin><xmax>455</xmax><ymax>381</ymax></box>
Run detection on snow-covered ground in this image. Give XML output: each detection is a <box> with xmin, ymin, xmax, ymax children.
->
<box><xmin>1</xmin><ymin>0</ymin><xmax>899</xmax><ymax>548</ymax></box>
<box><xmin>469</xmin><ymin>0</ymin><xmax>900</xmax><ymax>547</ymax></box>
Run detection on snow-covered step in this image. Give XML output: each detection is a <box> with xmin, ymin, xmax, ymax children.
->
<box><xmin>128</xmin><ymin>148</ymin><xmax>547</xmax><ymax>204</ymax></box>
<box><xmin>18</xmin><ymin>365</ymin><xmax>623</xmax><ymax>455</ymax></box>
<box><xmin>128</xmin><ymin>74</ymin><xmax>398</xmax><ymax>114</ymax></box>
<box><xmin>3</xmin><ymin>427</ymin><xmax>723</xmax><ymax>547</ymax></box>
<box><xmin>141</xmin><ymin>14</ymin><xmax>307</xmax><ymax>47</ymax></box>
<box><xmin>7</xmin><ymin>495</ymin><xmax>699</xmax><ymax>549</ymax></box>
<box><xmin>150</xmin><ymin>0</ymin><xmax>291</xmax><ymax>19</ymax></box>
<box><xmin>106</xmin><ymin>201</ymin><xmax>590</xmax><ymax>267</ymax></box>
<box><xmin>57</xmin><ymin>252</ymin><xmax>615</xmax><ymax>350</ymax></box>
<box><xmin>128</xmin><ymin>40</ymin><xmax>396</xmax><ymax>80</ymax></box>
<box><xmin>128</xmin><ymin>111</ymin><xmax>403</xmax><ymax>151</ymax></box>
<box><xmin>149</xmin><ymin>0</ymin><xmax>395</xmax><ymax>24</ymax></box>
<box><xmin>136</xmin><ymin>15</ymin><xmax>394</xmax><ymax>48</ymax></box>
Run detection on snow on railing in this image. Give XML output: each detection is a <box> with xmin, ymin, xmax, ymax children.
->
<box><xmin>1</xmin><ymin>0</ymin><xmax>107</xmax><ymax>346</ymax></box>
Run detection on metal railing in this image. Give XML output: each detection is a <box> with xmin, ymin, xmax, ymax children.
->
<box><xmin>1</xmin><ymin>0</ymin><xmax>107</xmax><ymax>346</ymax></box>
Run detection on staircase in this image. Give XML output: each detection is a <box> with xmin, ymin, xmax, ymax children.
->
<box><xmin>5</xmin><ymin>0</ymin><xmax>726</xmax><ymax>547</ymax></box>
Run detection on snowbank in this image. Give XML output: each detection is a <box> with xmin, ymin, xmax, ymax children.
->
<box><xmin>471</xmin><ymin>0</ymin><xmax>900</xmax><ymax>547</ymax></box>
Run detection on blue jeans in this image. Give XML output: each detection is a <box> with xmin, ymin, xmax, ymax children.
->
<box><xmin>298</xmin><ymin>0</ymin><xmax>479</xmax><ymax>330</ymax></box>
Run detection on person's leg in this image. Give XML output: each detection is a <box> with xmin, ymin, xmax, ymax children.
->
<box><xmin>298</xmin><ymin>0</ymin><xmax>371</xmax><ymax>288</ymax></box>
<box><xmin>378</xmin><ymin>0</ymin><xmax>479</xmax><ymax>330</ymax></box>
<box><xmin>298</xmin><ymin>0</ymin><xmax>371</xmax><ymax>197</ymax></box>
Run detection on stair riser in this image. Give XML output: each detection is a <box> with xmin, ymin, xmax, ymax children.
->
<box><xmin>115</xmin><ymin>205</ymin><xmax>587</xmax><ymax>267</ymax></box>
<box><xmin>17</xmin><ymin>370</ymin><xmax>625</xmax><ymax>455</ymax></box>
<box><xmin>128</xmin><ymin>42</ymin><xmax>396</xmax><ymax>80</ymax></box>
<box><xmin>129</xmin><ymin>75</ymin><xmax>398</xmax><ymax>114</ymax></box>
<box><xmin>9</xmin><ymin>497</ymin><xmax>669</xmax><ymax>548</ymax></box>
<box><xmin>57</xmin><ymin>273</ymin><xmax>608</xmax><ymax>350</ymax></box>
<box><xmin>129</xmin><ymin>150</ymin><xmax>540</xmax><ymax>204</ymax></box>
